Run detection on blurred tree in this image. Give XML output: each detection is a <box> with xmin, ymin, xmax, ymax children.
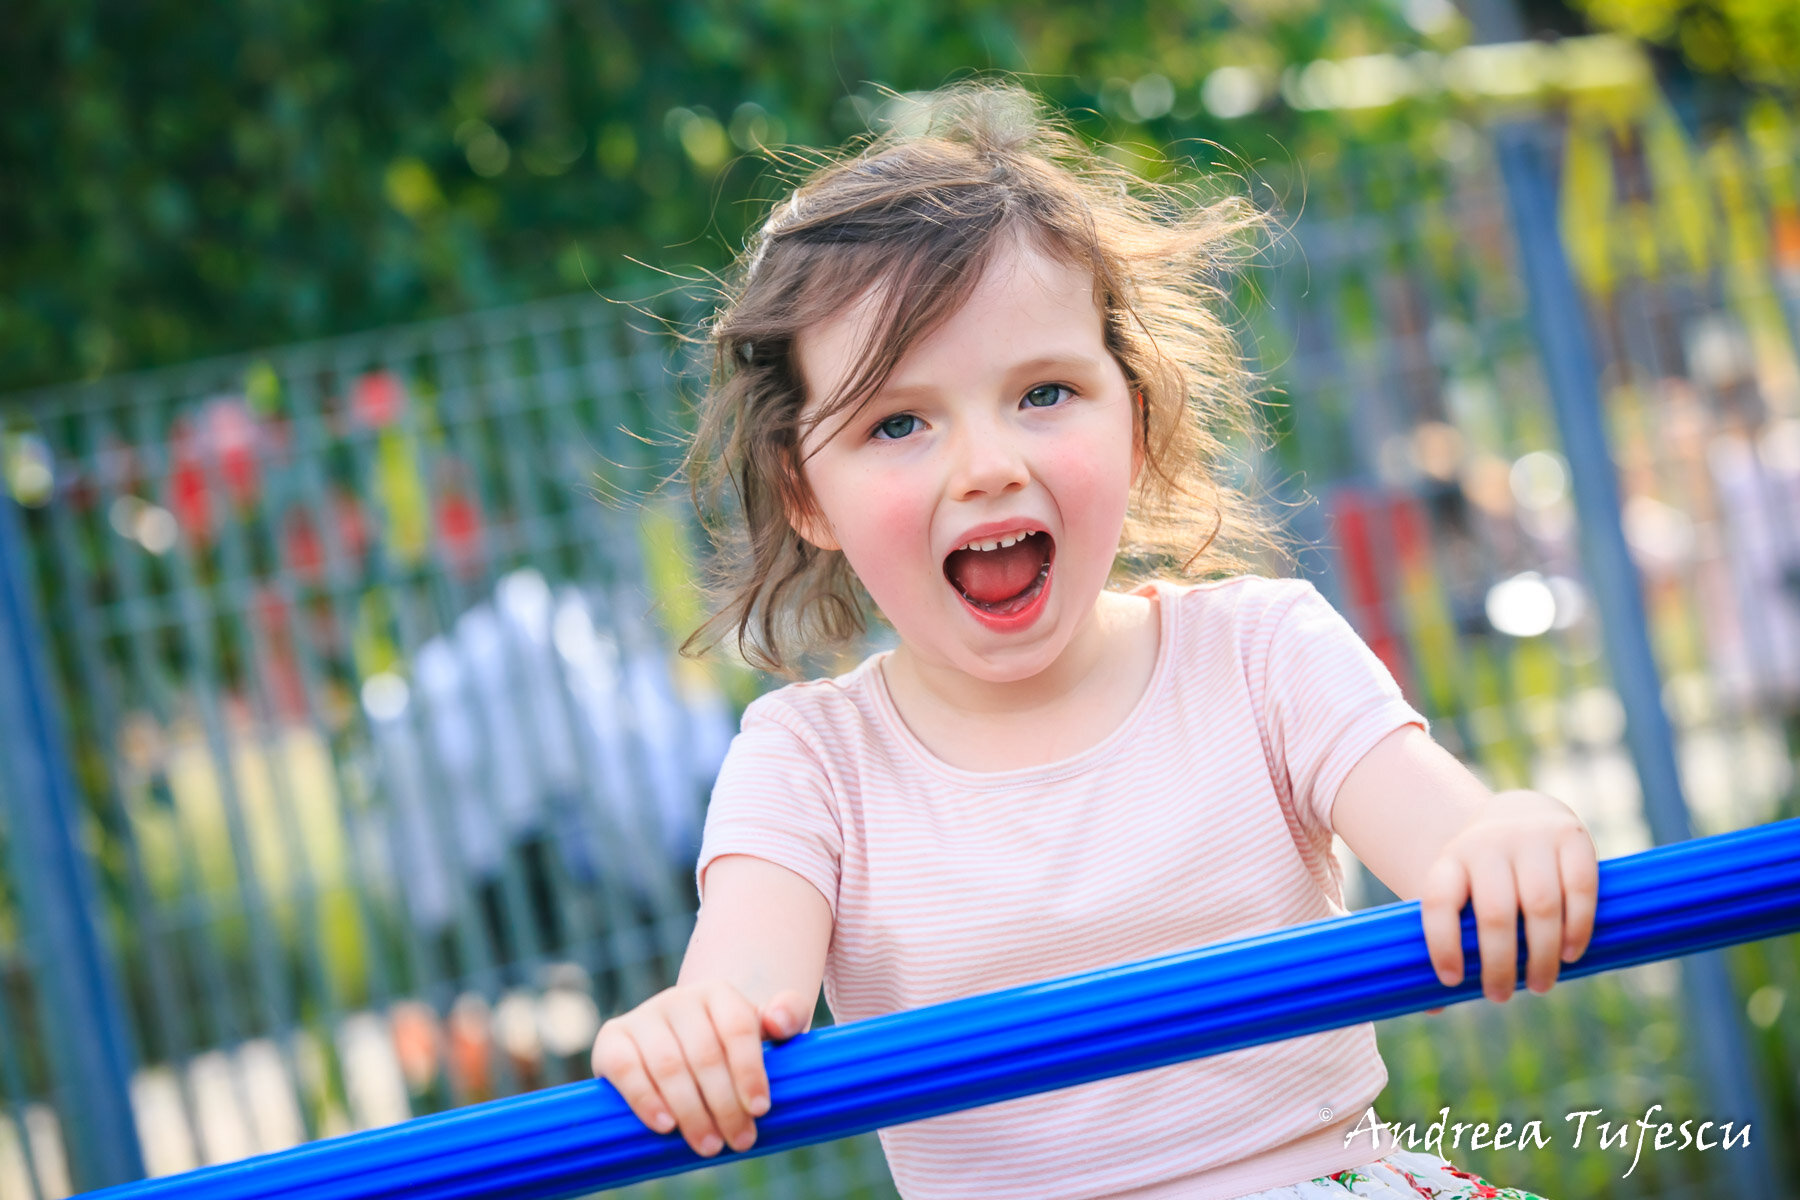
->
<box><xmin>1</xmin><ymin>0</ymin><xmax>1462</xmax><ymax>396</ymax></box>
<box><xmin>1570</xmin><ymin>0</ymin><xmax>1800</xmax><ymax>91</ymax></box>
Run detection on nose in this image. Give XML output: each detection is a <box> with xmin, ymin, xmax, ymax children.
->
<box><xmin>945</xmin><ymin>414</ymin><xmax>1030</xmax><ymax>500</ymax></box>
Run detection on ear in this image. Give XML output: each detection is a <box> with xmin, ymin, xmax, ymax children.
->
<box><xmin>781</xmin><ymin>468</ymin><xmax>840</xmax><ymax>552</ymax></box>
<box><xmin>788</xmin><ymin>502</ymin><xmax>841</xmax><ymax>553</ymax></box>
<box><xmin>1130</xmin><ymin>391</ymin><xmax>1147</xmax><ymax>485</ymax></box>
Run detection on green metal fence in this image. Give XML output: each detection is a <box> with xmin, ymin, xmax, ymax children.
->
<box><xmin>3</xmin><ymin>94</ymin><xmax>1800</xmax><ymax>1200</ymax></box>
<box><xmin>0</xmin><ymin>297</ymin><xmax>896</xmax><ymax>1199</ymax></box>
<box><xmin>1241</xmin><ymin>102</ymin><xmax>1800</xmax><ymax>1197</ymax></box>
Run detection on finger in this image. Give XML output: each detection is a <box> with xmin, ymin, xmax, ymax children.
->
<box><xmin>593</xmin><ymin>1023</ymin><xmax>677</xmax><ymax>1136</ymax></box>
<box><xmin>703</xmin><ymin>987</ymin><xmax>773</xmax><ymax>1133</ymax></box>
<box><xmin>1559</xmin><ymin>832</ymin><xmax>1599</xmax><ymax>963</ymax></box>
<box><xmin>1514</xmin><ymin>849</ymin><xmax>1565</xmax><ymax>995</ymax></box>
<box><xmin>667</xmin><ymin>999</ymin><xmax>754</xmax><ymax>1155</ymax></box>
<box><xmin>1419</xmin><ymin>856</ymin><xmax>1471</xmax><ymax>988</ymax></box>
<box><xmin>1467</xmin><ymin>853</ymin><xmax>1520</xmax><ymax>1003</ymax></box>
<box><xmin>760</xmin><ymin>989</ymin><xmax>808</xmax><ymax>1042</ymax></box>
<box><xmin>635</xmin><ymin>1016</ymin><xmax>723</xmax><ymax>1157</ymax></box>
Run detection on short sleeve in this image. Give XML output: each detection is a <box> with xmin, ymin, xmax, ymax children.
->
<box><xmin>1258</xmin><ymin>582</ymin><xmax>1427</xmax><ymax>837</ymax></box>
<box><xmin>695</xmin><ymin>698</ymin><xmax>844</xmax><ymax>918</ymax></box>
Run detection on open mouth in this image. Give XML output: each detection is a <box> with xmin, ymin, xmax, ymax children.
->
<box><xmin>942</xmin><ymin>531</ymin><xmax>1054</xmax><ymax>617</ymax></box>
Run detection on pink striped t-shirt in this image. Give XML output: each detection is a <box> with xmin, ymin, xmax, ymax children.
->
<box><xmin>696</xmin><ymin>576</ymin><xmax>1427</xmax><ymax>1200</ymax></box>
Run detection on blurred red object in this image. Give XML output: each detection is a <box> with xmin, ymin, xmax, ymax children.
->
<box><xmin>448</xmin><ymin>996</ymin><xmax>494</xmax><ymax>1102</ymax></box>
<box><xmin>389</xmin><ymin>1001</ymin><xmax>443</xmax><ymax>1094</ymax></box>
<box><xmin>435</xmin><ymin>461</ymin><xmax>485</xmax><ymax>580</ymax></box>
<box><xmin>167</xmin><ymin>398</ymin><xmax>265</xmax><ymax>543</ymax></box>
<box><xmin>206</xmin><ymin>398</ymin><xmax>260</xmax><ymax>505</ymax></box>
<box><xmin>1772</xmin><ymin>207</ymin><xmax>1800</xmax><ymax>279</ymax></box>
<box><xmin>251</xmin><ymin>583</ymin><xmax>308</xmax><ymax>721</ymax></box>
<box><xmin>353</xmin><ymin>371</ymin><xmax>407</xmax><ymax>429</ymax></box>
<box><xmin>1330</xmin><ymin>487</ymin><xmax>1420</xmax><ymax>697</ymax></box>
<box><xmin>169</xmin><ymin>418</ymin><xmax>209</xmax><ymax>541</ymax></box>
<box><xmin>283</xmin><ymin>491</ymin><xmax>371</xmax><ymax>582</ymax></box>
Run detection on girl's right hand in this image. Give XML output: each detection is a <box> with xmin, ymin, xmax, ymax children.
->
<box><xmin>591</xmin><ymin>982</ymin><xmax>812</xmax><ymax>1158</ymax></box>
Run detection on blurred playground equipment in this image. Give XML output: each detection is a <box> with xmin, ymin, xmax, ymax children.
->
<box><xmin>5</xmin><ymin>47</ymin><xmax>1800</xmax><ymax>1200</ymax></box>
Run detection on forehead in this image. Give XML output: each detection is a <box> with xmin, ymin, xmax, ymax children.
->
<box><xmin>795</xmin><ymin>235</ymin><xmax>1104</xmax><ymax>409</ymax></box>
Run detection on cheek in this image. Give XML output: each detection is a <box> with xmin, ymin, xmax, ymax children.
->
<box><xmin>828</xmin><ymin>476</ymin><xmax>936</xmax><ymax>596</ymax></box>
<box><xmin>1048</xmin><ymin>424</ymin><xmax>1136</xmax><ymax>526</ymax></box>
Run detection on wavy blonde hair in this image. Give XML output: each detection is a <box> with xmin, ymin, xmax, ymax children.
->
<box><xmin>682</xmin><ymin>81</ymin><xmax>1281</xmax><ymax>677</ymax></box>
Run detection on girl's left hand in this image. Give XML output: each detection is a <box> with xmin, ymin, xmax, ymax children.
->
<box><xmin>1417</xmin><ymin>789</ymin><xmax>1599</xmax><ymax>1002</ymax></box>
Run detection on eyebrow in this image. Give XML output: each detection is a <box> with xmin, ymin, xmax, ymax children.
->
<box><xmin>875</xmin><ymin>354</ymin><xmax>1106</xmax><ymax>402</ymax></box>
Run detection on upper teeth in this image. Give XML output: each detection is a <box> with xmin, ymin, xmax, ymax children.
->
<box><xmin>959</xmin><ymin>532</ymin><xmax>1033</xmax><ymax>552</ymax></box>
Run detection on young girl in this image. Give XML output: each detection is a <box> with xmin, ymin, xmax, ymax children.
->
<box><xmin>591</xmin><ymin>82</ymin><xmax>1598</xmax><ymax>1200</ymax></box>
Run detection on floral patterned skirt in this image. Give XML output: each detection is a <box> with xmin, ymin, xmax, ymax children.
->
<box><xmin>1232</xmin><ymin>1149</ymin><xmax>1550</xmax><ymax>1199</ymax></box>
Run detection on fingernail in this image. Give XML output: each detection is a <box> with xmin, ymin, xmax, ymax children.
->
<box><xmin>653</xmin><ymin>1112</ymin><xmax>675</xmax><ymax>1133</ymax></box>
<box><xmin>750</xmin><ymin>1093</ymin><xmax>770</xmax><ymax>1116</ymax></box>
<box><xmin>699</xmin><ymin>1134</ymin><xmax>723</xmax><ymax>1156</ymax></box>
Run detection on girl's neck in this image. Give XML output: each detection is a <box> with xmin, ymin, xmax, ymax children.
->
<box><xmin>878</xmin><ymin>588</ymin><xmax>1160</xmax><ymax>771</ymax></box>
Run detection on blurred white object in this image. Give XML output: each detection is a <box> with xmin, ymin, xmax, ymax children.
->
<box><xmin>1485</xmin><ymin>571</ymin><xmax>1557</xmax><ymax>638</ymax></box>
<box><xmin>362</xmin><ymin>672</ymin><xmax>456</xmax><ymax>930</ymax></box>
<box><xmin>1708</xmin><ymin>431</ymin><xmax>1800</xmax><ymax>706</ymax></box>
<box><xmin>362</xmin><ymin>569</ymin><xmax>732</xmax><ymax>936</ymax></box>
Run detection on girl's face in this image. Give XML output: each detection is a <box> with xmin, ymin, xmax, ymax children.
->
<box><xmin>791</xmin><ymin>235</ymin><xmax>1140</xmax><ymax>686</ymax></box>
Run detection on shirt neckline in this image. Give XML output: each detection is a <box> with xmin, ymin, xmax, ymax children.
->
<box><xmin>862</xmin><ymin>579</ymin><xmax>1182</xmax><ymax>787</ymax></box>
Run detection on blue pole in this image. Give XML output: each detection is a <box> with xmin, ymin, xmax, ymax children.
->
<box><xmin>77</xmin><ymin>818</ymin><xmax>1800</xmax><ymax>1200</ymax></box>
<box><xmin>1492</xmin><ymin>119</ymin><xmax>1781</xmax><ymax>1199</ymax></box>
<box><xmin>0</xmin><ymin>492</ymin><xmax>146</xmax><ymax>1188</ymax></box>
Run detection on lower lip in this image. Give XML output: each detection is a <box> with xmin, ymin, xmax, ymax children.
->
<box><xmin>953</xmin><ymin>562</ymin><xmax>1054</xmax><ymax>633</ymax></box>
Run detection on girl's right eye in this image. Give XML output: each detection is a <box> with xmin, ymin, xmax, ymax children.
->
<box><xmin>872</xmin><ymin>413</ymin><xmax>920</xmax><ymax>440</ymax></box>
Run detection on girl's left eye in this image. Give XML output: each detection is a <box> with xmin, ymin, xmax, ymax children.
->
<box><xmin>873</xmin><ymin>413</ymin><xmax>921</xmax><ymax>440</ymax></box>
<box><xmin>1022</xmin><ymin>383</ymin><xmax>1071</xmax><ymax>409</ymax></box>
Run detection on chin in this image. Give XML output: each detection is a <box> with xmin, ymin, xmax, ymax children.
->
<box><xmin>955</xmin><ymin>655</ymin><xmax>1052</xmax><ymax>685</ymax></box>
<box><xmin>951</xmin><ymin>625</ymin><xmax>1078</xmax><ymax>683</ymax></box>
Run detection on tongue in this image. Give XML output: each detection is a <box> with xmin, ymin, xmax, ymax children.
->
<box><xmin>945</xmin><ymin>537</ymin><xmax>1045</xmax><ymax>605</ymax></box>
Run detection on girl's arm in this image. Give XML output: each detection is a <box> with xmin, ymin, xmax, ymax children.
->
<box><xmin>680</xmin><ymin>853</ymin><xmax>833</xmax><ymax>1013</ymax></box>
<box><xmin>592</xmin><ymin>854</ymin><xmax>831</xmax><ymax>1158</ymax></box>
<box><xmin>1330</xmin><ymin>724</ymin><xmax>1599</xmax><ymax>1003</ymax></box>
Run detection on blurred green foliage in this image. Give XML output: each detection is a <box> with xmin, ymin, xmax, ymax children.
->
<box><xmin>1571</xmin><ymin>0</ymin><xmax>1800</xmax><ymax>90</ymax></box>
<box><xmin>2</xmin><ymin>0</ymin><xmax>1471</xmax><ymax>395</ymax></box>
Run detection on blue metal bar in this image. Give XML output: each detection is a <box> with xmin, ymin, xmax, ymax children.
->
<box><xmin>1493</xmin><ymin>118</ymin><xmax>1781</xmax><ymax>1198</ymax></box>
<box><xmin>1493</xmin><ymin>124</ymin><xmax>1694</xmax><ymax>850</ymax></box>
<box><xmin>80</xmin><ymin>817</ymin><xmax>1800</xmax><ymax>1200</ymax></box>
<box><xmin>0</xmin><ymin>493</ymin><xmax>146</xmax><ymax>1189</ymax></box>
